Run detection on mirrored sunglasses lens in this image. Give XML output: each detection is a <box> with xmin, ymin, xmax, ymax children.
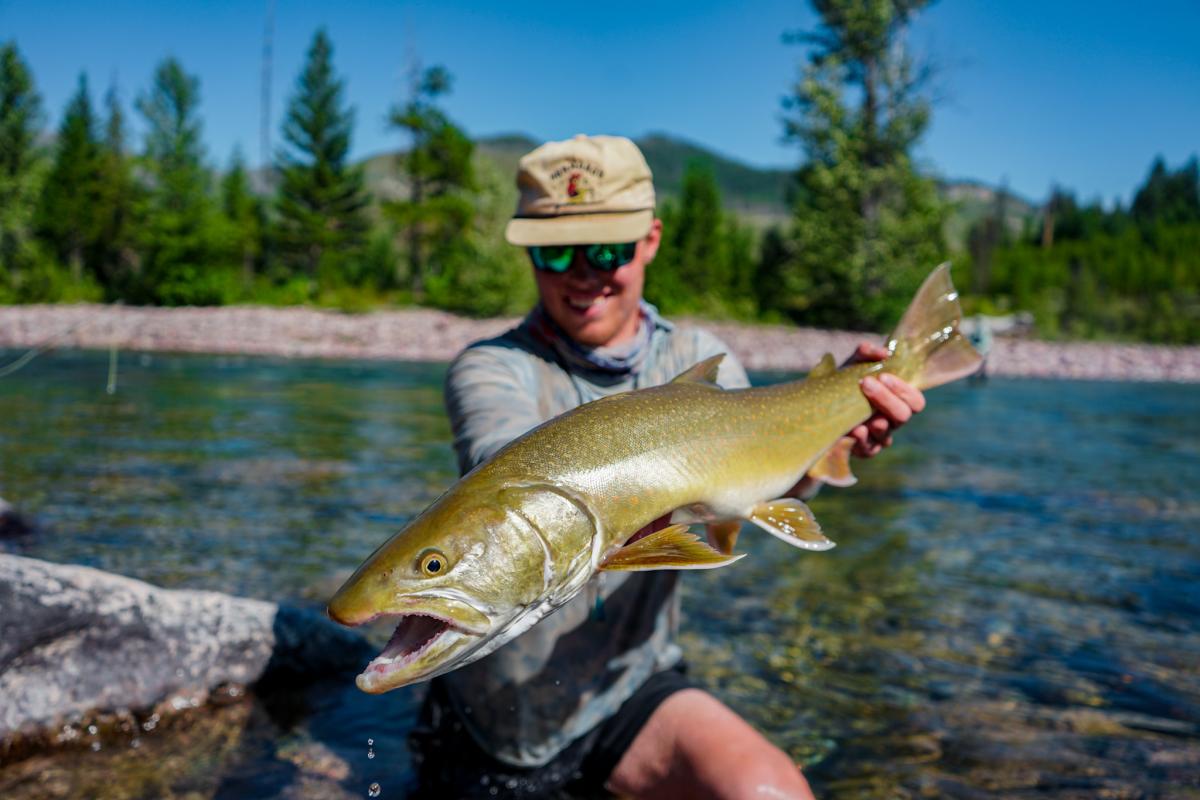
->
<box><xmin>586</xmin><ymin>242</ymin><xmax>637</xmax><ymax>270</ymax></box>
<box><xmin>531</xmin><ymin>246</ymin><xmax>574</xmax><ymax>272</ymax></box>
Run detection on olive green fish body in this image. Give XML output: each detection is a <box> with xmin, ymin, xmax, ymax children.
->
<box><xmin>480</xmin><ymin>367</ymin><xmax>876</xmax><ymax>548</ymax></box>
<box><xmin>329</xmin><ymin>264</ymin><xmax>982</xmax><ymax>692</ymax></box>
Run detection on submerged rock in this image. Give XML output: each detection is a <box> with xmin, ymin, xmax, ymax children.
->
<box><xmin>0</xmin><ymin>554</ymin><xmax>371</xmax><ymax>743</ymax></box>
<box><xmin>0</xmin><ymin>498</ymin><xmax>35</xmax><ymax>539</ymax></box>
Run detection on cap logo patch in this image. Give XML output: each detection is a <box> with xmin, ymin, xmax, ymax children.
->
<box><xmin>548</xmin><ymin>159</ymin><xmax>604</xmax><ymax>205</ymax></box>
<box><xmin>565</xmin><ymin>172</ymin><xmax>589</xmax><ymax>203</ymax></box>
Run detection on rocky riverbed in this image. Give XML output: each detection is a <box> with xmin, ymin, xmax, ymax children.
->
<box><xmin>2</xmin><ymin>303</ymin><xmax>1198</xmax><ymax>382</ymax></box>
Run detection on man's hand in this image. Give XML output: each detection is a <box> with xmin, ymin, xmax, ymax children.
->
<box><xmin>845</xmin><ymin>342</ymin><xmax>925</xmax><ymax>458</ymax></box>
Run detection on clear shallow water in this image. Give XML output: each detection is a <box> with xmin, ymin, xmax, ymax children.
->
<box><xmin>1</xmin><ymin>349</ymin><xmax>1198</xmax><ymax>798</ymax></box>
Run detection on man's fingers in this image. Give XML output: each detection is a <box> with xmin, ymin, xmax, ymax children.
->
<box><xmin>854</xmin><ymin>439</ymin><xmax>882</xmax><ymax>458</ymax></box>
<box><xmin>849</xmin><ymin>425</ymin><xmax>880</xmax><ymax>458</ymax></box>
<box><xmin>849</xmin><ymin>424</ymin><xmax>869</xmax><ymax>455</ymax></box>
<box><xmin>867</xmin><ymin>415</ymin><xmax>890</xmax><ymax>443</ymax></box>
<box><xmin>846</xmin><ymin>370</ymin><xmax>924</xmax><ymax>459</ymax></box>
<box><xmin>844</xmin><ymin>341</ymin><xmax>888</xmax><ymax>366</ymax></box>
<box><xmin>879</xmin><ymin>373</ymin><xmax>926</xmax><ymax>414</ymax></box>
<box><xmin>860</xmin><ymin>376</ymin><xmax>913</xmax><ymax>426</ymax></box>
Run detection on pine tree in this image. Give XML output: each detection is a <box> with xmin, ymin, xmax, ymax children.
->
<box><xmin>642</xmin><ymin>197</ymin><xmax>687</xmax><ymax>312</ymax></box>
<box><xmin>722</xmin><ymin>215</ymin><xmax>756</xmax><ymax>311</ymax></box>
<box><xmin>674</xmin><ymin>161</ymin><xmax>725</xmax><ymax>294</ymax></box>
<box><xmin>134</xmin><ymin>57</ymin><xmax>218</xmax><ymax>304</ymax></box>
<box><xmin>36</xmin><ymin>74</ymin><xmax>102</xmax><ymax>281</ymax></box>
<box><xmin>220</xmin><ymin>149</ymin><xmax>265</xmax><ymax>281</ymax></box>
<box><xmin>418</xmin><ymin>154</ymin><xmax>535</xmax><ymax>316</ymax></box>
<box><xmin>966</xmin><ymin>183</ymin><xmax>1009</xmax><ymax>295</ymax></box>
<box><xmin>0</xmin><ymin>41</ymin><xmax>45</xmax><ymax>281</ymax></box>
<box><xmin>644</xmin><ymin>162</ymin><xmax>758</xmax><ymax>316</ymax></box>
<box><xmin>386</xmin><ymin>64</ymin><xmax>475</xmax><ymax>297</ymax></box>
<box><xmin>755</xmin><ymin>226</ymin><xmax>795</xmax><ymax>318</ymax></box>
<box><xmin>276</xmin><ymin>29</ymin><xmax>370</xmax><ymax>279</ymax></box>
<box><xmin>781</xmin><ymin>0</ymin><xmax>945</xmax><ymax>330</ymax></box>
<box><xmin>93</xmin><ymin>83</ymin><xmax>139</xmax><ymax>295</ymax></box>
<box><xmin>1131</xmin><ymin>156</ymin><xmax>1200</xmax><ymax>227</ymax></box>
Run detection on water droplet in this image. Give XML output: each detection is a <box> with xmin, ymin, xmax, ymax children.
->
<box><xmin>505</xmin><ymin>778</ymin><xmax>518</xmax><ymax>789</ymax></box>
<box><xmin>131</xmin><ymin>738</ymin><xmax>141</xmax><ymax>749</ymax></box>
<box><xmin>367</xmin><ymin>750</ymin><xmax>375</xmax><ymax>760</ymax></box>
<box><xmin>91</xmin><ymin>741</ymin><xmax>101</xmax><ymax>752</ymax></box>
<box><xmin>368</xmin><ymin>782</ymin><xmax>381</xmax><ymax>798</ymax></box>
<box><xmin>87</xmin><ymin>725</ymin><xmax>98</xmax><ymax>735</ymax></box>
<box><xmin>367</xmin><ymin>738</ymin><xmax>373</xmax><ymax>746</ymax></box>
<box><xmin>488</xmin><ymin>788</ymin><xmax>498</xmax><ymax>797</ymax></box>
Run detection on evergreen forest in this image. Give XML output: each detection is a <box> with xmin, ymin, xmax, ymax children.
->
<box><xmin>1</xmin><ymin>4</ymin><xmax>1196</xmax><ymax>344</ymax></box>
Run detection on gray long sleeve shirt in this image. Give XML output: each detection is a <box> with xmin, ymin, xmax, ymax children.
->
<box><xmin>439</xmin><ymin>309</ymin><xmax>749</xmax><ymax>767</ymax></box>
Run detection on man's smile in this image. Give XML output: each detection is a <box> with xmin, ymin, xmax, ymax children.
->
<box><xmin>565</xmin><ymin>293</ymin><xmax>610</xmax><ymax>314</ymax></box>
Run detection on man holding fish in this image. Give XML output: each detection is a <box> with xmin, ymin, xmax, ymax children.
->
<box><xmin>400</xmin><ymin>134</ymin><xmax>930</xmax><ymax>799</ymax></box>
<box><xmin>329</xmin><ymin>134</ymin><xmax>979</xmax><ymax>799</ymax></box>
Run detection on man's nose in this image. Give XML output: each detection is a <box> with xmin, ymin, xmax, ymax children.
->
<box><xmin>565</xmin><ymin>249</ymin><xmax>600</xmax><ymax>282</ymax></box>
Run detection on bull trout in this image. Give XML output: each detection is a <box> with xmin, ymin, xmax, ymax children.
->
<box><xmin>329</xmin><ymin>264</ymin><xmax>982</xmax><ymax>692</ymax></box>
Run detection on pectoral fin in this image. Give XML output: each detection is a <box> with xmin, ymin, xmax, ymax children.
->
<box><xmin>748</xmin><ymin>499</ymin><xmax>835</xmax><ymax>551</ymax></box>
<box><xmin>601</xmin><ymin>524</ymin><xmax>745</xmax><ymax>571</ymax></box>
<box><xmin>806</xmin><ymin>437</ymin><xmax>857</xmax><ymax>487</ymax></box>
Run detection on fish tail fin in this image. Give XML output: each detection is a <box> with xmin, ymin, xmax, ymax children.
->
<box><xmin>886</xmin><ymin>263</ymin><xmax>983</xmax><ymax>391</ymax></box>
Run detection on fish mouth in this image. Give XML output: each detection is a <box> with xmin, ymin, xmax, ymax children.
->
<box><xmin>328</xmin><ymin>585</ymin><xmax>494</xmax><ymax>692</ymax></box>
<box><xmin>355</xmin><ymin>611</ymin><xmax>480</xmax><ymax>693</ymax></box>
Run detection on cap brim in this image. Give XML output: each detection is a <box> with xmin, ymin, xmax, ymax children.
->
<box><xmin>505</xmin><ymin>209</ymin><xmax>654</xmax><ymax>247</ymax></box>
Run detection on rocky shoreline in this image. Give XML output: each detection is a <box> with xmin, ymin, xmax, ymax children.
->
<box><xmin>2</xmin><ymin>303</ymin><xmax>1198</xmax><ymax>382</ymax></box>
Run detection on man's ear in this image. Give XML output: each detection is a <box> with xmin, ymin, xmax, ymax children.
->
<box><xmin>641</xmin><ymin>218</ymin><xmax>663</xmax><ymax>263</ymax></box>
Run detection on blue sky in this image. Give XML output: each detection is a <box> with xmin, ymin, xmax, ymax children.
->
<box><xmin>3</xmin><ymin>0</ymin><xmax>1197</xmax><ymax>204</ymax></box>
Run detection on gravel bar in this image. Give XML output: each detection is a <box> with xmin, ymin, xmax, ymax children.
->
<box><xmin>2</xmin><ymin>304</ymin><xmax>1198</xmax><ymax>383</ymax></box>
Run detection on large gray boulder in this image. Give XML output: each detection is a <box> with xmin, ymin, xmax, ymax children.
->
<box><xmin>0</xmin><ymin>554</ymin><xmax>371</xmax><ymax>741</ymax></box>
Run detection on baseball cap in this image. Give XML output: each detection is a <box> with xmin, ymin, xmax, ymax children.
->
<box><xmin>505</xmin><ymin>134</ymin><xmax>656</xmax><ymax>247</ymax></box>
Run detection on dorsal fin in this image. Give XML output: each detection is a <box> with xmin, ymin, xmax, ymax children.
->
<box><xmin>670</xmin><ymin>354</ymin><xmax>725</xmax><ymax>386</ymax></box>
<box><xmin>807</xmin><ymin>353</ymin><xmax>837</xmax><ymax>380</ymax></box>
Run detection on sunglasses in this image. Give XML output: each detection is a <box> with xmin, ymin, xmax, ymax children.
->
<box><xmin>527</xmin><ymin>242</ymin><xmax>638</xmax><ymax>273</ymax></box>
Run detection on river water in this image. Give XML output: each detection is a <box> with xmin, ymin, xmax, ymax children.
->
<box><xmin>1</xmin><ymin>349</ymin><xmax>1198</xmax><ymax>798</ymax></box>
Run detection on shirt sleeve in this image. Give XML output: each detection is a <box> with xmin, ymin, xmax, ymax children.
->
<box><xmin>443</xmin><ymin>346</ymin><xmax>546</xmax><ymax>475</ymax></box>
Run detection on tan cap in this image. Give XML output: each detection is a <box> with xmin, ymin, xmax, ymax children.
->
<box><xmin>505</xmin><ymin>134</ymin><xmax>656</xmax><ymax>247</ymax></box>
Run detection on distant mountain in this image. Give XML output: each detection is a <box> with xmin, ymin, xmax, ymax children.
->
<box><xmin>940</xmin><ymin>179</ymin><xmax>1038</xmax><ymax>248</ymax></box>
<box><xmin>471</xmin><ymin>132</ymin><xmax>797</xmax><ymax>222</ymax></box>
<box><xmin>348</xmin><ymin>132</ymin><xmax>1039</xmax><ymax>248</ymax></box>
<box><xmin>634</xmin><ymin>133</ymin><xmax>795</xmax><ymax>216</ymax></box>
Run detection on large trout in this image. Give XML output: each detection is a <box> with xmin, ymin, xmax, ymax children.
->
<box><xmin>329</xmin><ymin>264</ymin><xmax>982</xmax><ymax>692</ymax></box>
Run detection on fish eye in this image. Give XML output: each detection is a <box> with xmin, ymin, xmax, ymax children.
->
<box><xmin>418</xmin><ymin>550</ymin><xmax>448</xmax><ymax>577</ymax></box>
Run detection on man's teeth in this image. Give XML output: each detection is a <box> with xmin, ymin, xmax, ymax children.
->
<box><xmin>568</xmin><ymin>296</ymin><xmax>605</xmax><ymax>309</ymax></box>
